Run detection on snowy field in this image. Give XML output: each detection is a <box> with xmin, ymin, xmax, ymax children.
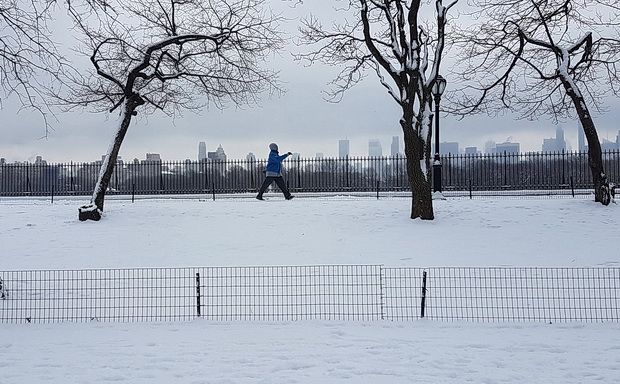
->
<box><xmin>1</xmin><ymin>195</ymin><xmax>620</xmax><ymax>383</ymax></box>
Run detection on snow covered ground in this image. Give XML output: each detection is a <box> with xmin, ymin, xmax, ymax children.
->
<box><xmin>1</xmin><ymin>195</ymin><xmax>620</xmax><ymax>383</ymax></box>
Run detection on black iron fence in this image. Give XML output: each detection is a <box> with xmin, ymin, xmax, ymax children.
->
<box><xmin>1</xmin><ymin>151</ymin><xmax>618</xmax><ymax>197</ymax></box>
<box><xmin>1</xmin><ymin>266</ymin><xmax>618</xmax><ymax>324</ymax></box>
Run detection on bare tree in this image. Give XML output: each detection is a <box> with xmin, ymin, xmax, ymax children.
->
<box><xmin>296</xmin><ymin>0</ymin><xmax>458</xmax><ymax>220</ymax></box>
<box><xmin>0</xmin><ymin>0</ymin><xmax>68</xmax><ymax>130</ymax></box>
<box><xmin>61</xmin><ymin>0</ymin><xmax>285</xmax><ymax>220</ymax></box>
<box><xmin>449</xmin><ymin>0</ymin><xmax>620</xmax><ymax>205</ymax></box>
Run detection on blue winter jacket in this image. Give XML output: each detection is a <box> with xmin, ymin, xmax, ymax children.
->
<box><xmin>265</xmin><ymin>150</ymin><xmax>289</xmax><ymax>176</ymax></box>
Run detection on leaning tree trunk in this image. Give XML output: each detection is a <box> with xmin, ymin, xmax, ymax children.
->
<box><xmin>559</xmin><ymin>76</ymin><xmax>611</xmax><ymax>205</ymax></box>
<box><xmin>402</xmin><ymin>109</ymin><xmax>435</xmax><ymax>220</ymax></box>
<box><xmin>78</xmin><ymin>93</ymin><xmax>145</xmax><ymax>221</ymax></box>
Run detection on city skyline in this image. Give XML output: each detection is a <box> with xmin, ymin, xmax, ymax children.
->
<box><xmin>4</xmin><ymin>112</ymin><xmax>620</xmax><ymax>163</ymax></box>
<box><xmin>5</xmin><ymin>124</ymin><xmax>620</xmax><ymax>164</ymax></box>
<box><xmin>2</xmin><ymin>1</ymin><xmax>620</xmax><ymax>165</ymax></box>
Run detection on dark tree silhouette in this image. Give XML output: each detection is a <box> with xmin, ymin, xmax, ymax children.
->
<box><xmin>60</xmin><ymin>0</ymin><xmax>285</xmax><ymax>220</ymax></box>
<box><xmin>449</xmin><ymin>0</ymin><xmax>620</xmax><ymax>205</ymax></box>
<box><xmin>296</xmin><ymin>0</ymin><xmax>458</xmax><ymax>220</ymax></box>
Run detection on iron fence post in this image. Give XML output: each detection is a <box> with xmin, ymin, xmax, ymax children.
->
<box><xmin>70</xmin><ymin>161</ymin><xmax>75</xmax><ymax>192</ymax></box>
<box><xmin>503</xmin><ymin>151</ymin><xmax>507</xmax><ymax>186</ymax></box>
<box><xmin>562</xmin><ymin>149</ymin><xmax>566</xmax><ymax>185</ymax></box>
<box><xmin>296</xmin><ymin>159</ymin><xmax>301</xmax><ymax>190</ymax></box>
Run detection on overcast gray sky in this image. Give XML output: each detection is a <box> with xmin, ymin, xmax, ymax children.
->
<box><xmin>1</xmin><ymin>1</ymin><xmax>619</xmax><ymax>163</ymax></box>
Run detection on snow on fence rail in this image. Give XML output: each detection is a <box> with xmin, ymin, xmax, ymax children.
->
<box><xmin>0</xmin><ymin>266</ymin><xmax>618</xmax><ymax>324</ymax></box>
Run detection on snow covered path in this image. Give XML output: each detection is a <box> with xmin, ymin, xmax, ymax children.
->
<box><xmin>1</xmin><ymin>197</ymin><xmax>619</xmax><ymax>383</ymax></box>
<box><xmin>1</xmin><ymin>196</ymin><xmax>618</xmax><ymax>270</ymax></box>
<box><xmin>2</xmin><ymin>320</ymin><xmax>620</xmax><ymax>383</ymax></box>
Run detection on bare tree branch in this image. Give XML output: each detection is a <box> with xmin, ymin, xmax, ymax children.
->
<box><xmin>0</xmin><ymin>0</ymin><xmax>71</xmax><ymax>134</ymax></box>
<box><xmin>296</xmin><ymin>0</ymin><xmax>458</xmax><ymax>220</ymax></box>
<box><xmin>61</xmin><ymin>0</ymin><xmax>285</xmax><ymax>219</ymax></box>
<box><xmin>449</xmin><ymin>0</ymin><xmax>619</xmax><ymax>204</ymax></box>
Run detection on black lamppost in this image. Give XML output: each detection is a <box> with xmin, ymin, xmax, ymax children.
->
<box><xmin>432</xmin><ymin>74</ymin><xmax>447</xmax><ymax>193</ymax></box>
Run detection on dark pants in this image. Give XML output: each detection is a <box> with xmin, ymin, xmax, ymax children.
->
<box><xmin>257</xmin><ymin>176</ymin><xmax>291</xmax><ymax>198</ymax></box>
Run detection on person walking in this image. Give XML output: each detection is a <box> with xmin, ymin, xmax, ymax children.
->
<box><xmin>256</xmin><ymin>143</ymin><xmax>294</xmax><ymax>200</ymax></box>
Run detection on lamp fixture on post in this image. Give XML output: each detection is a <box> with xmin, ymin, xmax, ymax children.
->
<box><xmin>431</xmin><ymin>74</ymin><xmax>447</xmax><ymax>193</ymax></box>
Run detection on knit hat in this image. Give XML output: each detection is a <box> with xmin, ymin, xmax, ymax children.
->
<box><xmin>269</xmin><ymin>143</ymin><xmax>278</xmax><ymax>151</ymax></box>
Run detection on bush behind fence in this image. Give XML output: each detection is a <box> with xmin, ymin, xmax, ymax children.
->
<box><xmin>1</xmin><ymin>266</ymin><xmax>618</xmax><ymax>324</ymax></box>
<box><xmin>2</xmin><ymin>151</ymin><xmax>619</xmax><ymax>196</ymax></box>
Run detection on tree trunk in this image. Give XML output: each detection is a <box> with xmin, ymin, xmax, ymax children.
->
<box><xmin>78</xmin><ymin>94</ymin><xmax>144</xmax><ymax>221</ymax></box>
<box><xmin>558</xmin><ymin>76</ymin><xmax>611</xmax><ymax>205</ymax></box>
<box><xmin>402</xmin><ymin>110</ymin><xmax>434</xmax><ymax>220</ymax></box>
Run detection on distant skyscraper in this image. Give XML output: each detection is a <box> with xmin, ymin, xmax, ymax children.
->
<box><xmin>578</xmin><ymin>121</ymin><xmax>587</xmax><ymax>152</ymax></box>
<box><xmin>368</xmin><ymin>139</ymin><xmax>382</xmax><ymax>157</ymax></box>
<box><xmin>556</xmin><ymin>126</ymin><xmax>565</xmax><ymax>150</ymax></box>
<box><xmin>542</xmin><ymin>138</ymin><xmax>555</xmax><ymax>153</ymax></box>
<box><xmin>601</xmin><ymin>138</ymin><xmax>617</xmax><ymax>151</ymax></box>
<box><xmin>390</xmin><ymin>136</ymin><xmax>400</xmax><ymax>156</ymax></box>
<box><xmin>465</xmin><ymin>147</ymin><xmax>478</xmax><ymax>155</ymax></box>
<box><xmin>208</xmin><ymin>144</ymin><xmax>227</xmax><ymax>161</ymax></box>
<box><xmin>495</xmin><ymin>141</ymin><xmax>520</xmax><ymax>154</ymax></box>
<box><xmin>198</xmin><ymin>142</ymin><xmax>207</xmax><ymax>161</ymax></box>
<box><xmin>246</xmin><ymin>152</ymin><xmax>256</xmax><ymax>162</ymax></box>
<box><xmin>542</xmin><ymin>127</ymin><xmax>567</xmax><ymax>152</ymax></box>
<box><xmin>316</xmin><ymin>152</ymin><xmax>324</xmax><ymax>159</ymax></box>
<box><xmin>439</xmin><ymin>142</ymin><xmax>459</xmax><ymax>155</ymax></box>
<box><xmin>484</xmin><ymin>139</ymin><xmax>496</xmax><ymax>154</ymax></box>
<box><xmin>145</xmin><ymin>153</ymin><xmax>161</xmax><ymax>161</ymax></box>
<box><xmin>338</xmin><ymin>139</ymin><xmax>350</xmax><ymax>158</ymax></box>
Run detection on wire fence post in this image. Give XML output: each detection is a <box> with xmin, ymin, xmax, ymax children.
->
<box><xmin>195</xmin><ymin>272</ymin><xmax>201</xmax><ymax>317</ymax></box>
<box><xmin>0</xmin><ymin>276</ymin><xmax>6</xmax><ymax>299</ymax></box>
<box><xmin>380</xmin><ymin>267</ymin><xmax>385</xmax><ymax>320</ymax></box>
<box><xmin>376</xmin><ymin>180</ymin><xmax>380</xmax><ymax>200</ymax></box>
<box><xmin>420</xmin><ymin>270</ymin><xmax>427</xmax><ymax>318</ymax></box>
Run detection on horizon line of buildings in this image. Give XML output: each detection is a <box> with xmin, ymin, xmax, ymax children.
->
<box><xmin>3</xmin><ymin>125</ymin><xmax>619</xmax><ymax>165</ymax></box>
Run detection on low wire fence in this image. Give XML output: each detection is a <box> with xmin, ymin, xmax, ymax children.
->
<box><xmin>1</xmin><ymin>266</ymin><xmax>618</xmax><ymax>324</ymax></box>
<box><xmin>1</xmin><ymin>151</ymin><xmax>619</xmax><ymax>197</ymax></box>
